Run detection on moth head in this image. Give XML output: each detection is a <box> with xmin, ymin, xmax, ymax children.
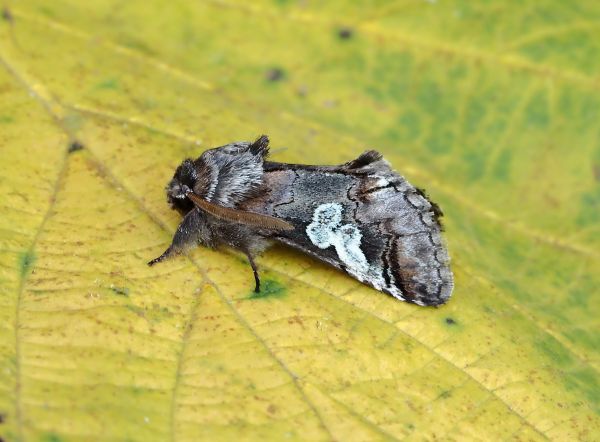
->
<box><xmin>166</xmin><ymin>159</ymin><xmax>197</xmax><ymax>214</ymax></box>
<box><xmin>165</xmin><ymin>135</ymin><xmax>270</xmax><ymax>214</ymax></box>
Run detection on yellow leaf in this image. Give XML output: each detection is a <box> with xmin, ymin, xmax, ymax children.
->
<box><xmin>1</xmin><ymin>1</ymin><xmax>599</xmax><ymax>441</ymax></box>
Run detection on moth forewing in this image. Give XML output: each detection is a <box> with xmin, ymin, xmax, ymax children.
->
<box><xmin>247</xmin><ymin>154</ymin><xmax>454</xmax><ymax>306</ymax></box>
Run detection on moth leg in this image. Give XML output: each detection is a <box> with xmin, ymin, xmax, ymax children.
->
<box><xmin>244</xmin><ymin>250</ymin><xmax>261</xmax><ymax>293</ymax></box>
<box><xmin>148</xmin><ymin>209</ymin><xmax>209</xmax><ymax>266</ymax></box>
<box><xmin>148</xmin><ymin>246</ymin><xmax>176</xmax><ymax>266</ymax></box>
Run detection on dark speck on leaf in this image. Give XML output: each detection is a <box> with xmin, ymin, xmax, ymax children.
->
<box><xmin>110</xmin><ymin>285</ymin><xmax>130</xmax><ymax>296</ymax></box>
<box><xmin>0</xmin><ymin>412</ymin><xmax>4</xmax><ymax>423</ymax></box>
<box><xmin>445</xmin><ymin>317</ymin><xmax>457</xmax><ymax>325</ymax></box>
<box><xmin>265</xmin><ymin>67</ymin><xmax>285</xmax><ymax>82</ymax></box>
<box><xmin>1</xmin><ymin>7</ymin><xmax>13</xmax><ymax>22</ymax></box>
<box><xmin>338</xmin><ymin>27</ymin><xmax>354</xmax><ymax>39</ymax></box>
<box><xmin>68</xmin><ymin>140</ymin><xmax>84</xmax><ymax>153</ymax></box>
<box><xmin>438</xmin><ymin>390</ymin><xmax>452</xmax><ymax>399</ymax></box>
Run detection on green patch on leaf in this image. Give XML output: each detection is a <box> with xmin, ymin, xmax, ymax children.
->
<box><xmin>94</xmin><ymin>78</ymin><xmax>119</xmax><ymax>90</ymax></box>
<box><xmin>43</xmin><ymin>433</ymin><xmax>63</xmax><ymax>442</ymax></box>
<box><xmin>536</xmin><ymin>335</ymin><xmax>600</xmax><ymax>413</ymax></box>
<box><xmin>19</xmin><ymin>250</ymin><xmax>35</xmax><ymax>278</ymax></box>
<box><xmin>248</xmin><ymin>279</ymin><xmax>286</xmax><ymax>300</ymax></box>
<box><xmin>493</xmin><ymin>149</ymin><xmax>512</xmax><ymax>181</ymax></box>
<box><xmin>110</xmin><ymin>285</ymin><xmax>130</xmax><ymax>296</ymax></box>
<box><xmin>147</xmin><ymin>303</ymin><xmax>174</xmax><ymax>322</ymax></box>
<box><xmin>525</xmin><ymin>91</ymin><xmax>550</xmax><ymax>129</ymax></box>
<box><xmin>125</xmin><ymin>305</ymin><xmax>145</xmax><ymax>318</ymax></box>
<box><xmin>117</xmin><ymin>36</ymin><xmax>156</xmax><ymax>56</ymax></box>
<box><xmin>577</xmin><ymin>187</ymin><xmax>600</xmax><ymax>226</ymax></box>
<box><xmin>396</xmin><ymin>111</ymin><xmax>421</xmax><ymax>142</ymax></box>
<box><xmin>437</xmin><ymin>390</ymin><xmax>452</xmax><ymax>399</ymax></box>
<box><xmin>125</xmin><ymin>303</ymin><xmax>173</xmax><ymax>323</ymax></box>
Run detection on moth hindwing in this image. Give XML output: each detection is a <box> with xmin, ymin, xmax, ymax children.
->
<box><xmin>149</xmin><ymin>135</ymin><xmax>453</xmax><ymax>306</ymax></box>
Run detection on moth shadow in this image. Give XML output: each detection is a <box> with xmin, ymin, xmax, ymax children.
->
<box><xmin>261</xmin><ymin>243</ymin><xmax>365</xmax><ymax>296</ymax></box>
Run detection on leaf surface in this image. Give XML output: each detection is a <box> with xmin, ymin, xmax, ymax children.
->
<box><xmin>0</xmin><ymin>1</ymin><xmax>599</xmax><ymax>441</ymax></box>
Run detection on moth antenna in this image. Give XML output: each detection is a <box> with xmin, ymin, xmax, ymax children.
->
<box><xmin>186</xmin><ymin>192</ymin><xmax>294</xmax><ymax>231</ymax></box>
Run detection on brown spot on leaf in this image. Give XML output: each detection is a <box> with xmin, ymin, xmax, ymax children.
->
<box><xmin>287</xmin><ymin>315</ymin><xmax>304</xmax><ymax>327</ymax></box>
<box><xmin>1</xmin><ymin>7</ymin><xmax>13</xmax><ymax>22</ymax></box>
<box><xmin>68</xmin><ymin>140</ymin><xmax>84</xmax><ymax>153</ymax></box>
<box><xmin>593</xmin><ymin>164</ymin><xmax>600</xmax><ymax>182</ymax></box>
<box><xmin>265</xmin><ymin>68</ymin><xmax>285</xmax><ymax>82</ymax></box>
<box><xmin>338</xmin><ymin>27</ymin><xmax>354</xmax><ymax>39</ymax></box>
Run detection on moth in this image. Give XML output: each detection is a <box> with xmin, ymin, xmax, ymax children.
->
<box><xmin>149</xmin><ymin>135</ymin><xmax>453</xmax><ymax>306</ymax></box>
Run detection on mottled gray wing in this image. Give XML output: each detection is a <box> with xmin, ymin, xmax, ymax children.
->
<box><xmin>242</xmin><ymin>151</ymin><xmax>453</xmax><ymax>306</ymax></box>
